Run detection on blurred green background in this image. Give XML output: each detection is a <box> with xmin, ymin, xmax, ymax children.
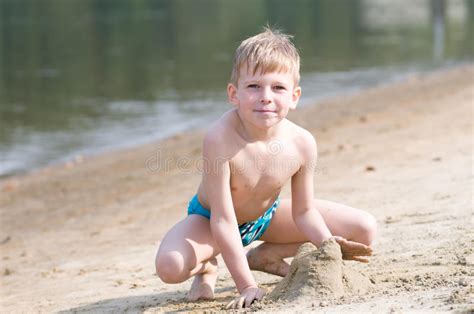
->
<box><xmin>0</xmin><ymin>0</ymin><xmax>472</xmax><ymax>177</ymax></box>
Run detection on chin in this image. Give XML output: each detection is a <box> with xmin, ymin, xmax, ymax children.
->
<box><xmin>254</xmin><ymin>117</ymin><xmax>281</xmax><ymax>129</ymax></box>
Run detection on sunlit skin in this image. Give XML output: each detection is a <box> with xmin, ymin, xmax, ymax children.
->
<box><xmin>228</xmin><ymin>69</ymin><xmax>300</xmax><ymax>133</ymax></box>
<box><xmin>155</xmin><ymin>67</ymin><xmax>377</xmax><ymax>309</ymax></box>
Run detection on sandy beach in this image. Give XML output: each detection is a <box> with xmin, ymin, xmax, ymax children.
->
<box><xmin>1</xmin><ymin>65</ymin><xmax>472</xmax><ymax>312</ymax></box>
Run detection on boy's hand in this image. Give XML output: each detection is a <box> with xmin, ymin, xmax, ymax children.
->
<box><xmin>225</xmin><ymin>286</ymin><xmax>265</xmax><ymax>309</ymax></box>
<box><xmin>333</xmin><ymin>236</ymin><xmax>373</xmax><ymax>263</ymax></box>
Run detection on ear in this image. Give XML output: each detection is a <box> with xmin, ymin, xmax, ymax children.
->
<box><xmin>289</xmin><ymin>86</ymin><xmax>301</xmax><ymax>110</ymax></box>
<box><xmin>227</xmin><ymin>83</ymin><xmax>239</xmax><ymax>106</ymax></box>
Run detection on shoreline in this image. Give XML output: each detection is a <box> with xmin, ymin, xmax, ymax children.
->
<box><xmin>1</xmin><ymin>61</ymin><xmax>468</xmax><ymax>180</ymax></box>
<box><xmin>1</xmin><ymin>65</ymin><xmax>472</xmax><ymax>312</ymax></box>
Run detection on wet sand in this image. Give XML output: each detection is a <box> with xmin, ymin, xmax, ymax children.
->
<box><xmin>1</xmin><ymin>65</ymin><xmax>472</xmax><ymax>312</ymax></box>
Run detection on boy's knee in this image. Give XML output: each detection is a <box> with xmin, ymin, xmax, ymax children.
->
<box><xmin>356</xmin><ymin>213</ymin><xmax>377</xmax><ymax>245</ymax></box>
<box><xmin>155</xmin><ymin>251</ymin><xmax>188</xmax><ymax>283</ymax></box>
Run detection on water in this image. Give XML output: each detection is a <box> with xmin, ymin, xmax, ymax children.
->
<box><xmin>0</xmin><ymin>0</ymin><xmax>472</xmax><ymax>177</ymax></box>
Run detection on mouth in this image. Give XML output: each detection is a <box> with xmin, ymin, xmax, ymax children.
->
<box><xmin>254</xmin><ymin>110</ymin><xmax>277</xmax><ymax>113</ymax></box>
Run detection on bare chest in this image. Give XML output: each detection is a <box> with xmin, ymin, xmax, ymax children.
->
<box><xmin>229</xmin><ymin>145</ymin><xmax>301</xmax><ymax>198</ymax></box>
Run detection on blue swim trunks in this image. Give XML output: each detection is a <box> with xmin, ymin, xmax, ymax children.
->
<box><xmin>187</xmin><ymin>194</ymin><xmax>280</xmax><ymax>247</ymax></box>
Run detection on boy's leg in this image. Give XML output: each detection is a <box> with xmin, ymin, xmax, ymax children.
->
<box><xmin>260</xmin><ymin>198</ymin><xmax>377</xmax><ymax>244</ymax></box>
<box><xmin>247</xmin><ymin>198</ymin><xmax>377</xmax><ymax>276</ymax></box>
<box><xmin>155</xmin><ymin>214</ymin><xmax>220</xmax><ymax>300</ymax></box>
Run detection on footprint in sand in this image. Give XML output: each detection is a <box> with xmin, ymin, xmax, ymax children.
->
<box><xmin>268</xmin><ymin>238</ymin><xmax>373</xmax><ymax>302</ymax></box>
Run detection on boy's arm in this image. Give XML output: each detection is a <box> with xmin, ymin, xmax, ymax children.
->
<box><xmin>291</xmin><ymin>133</ymin><xmax>373</xmax><ymax>260</ymax></box>
<box><xmin>201</xmin><ymin>134</ymin><xmax>259</xmax><ymax>295</ymax></box>
<box><xmin>291</xmin><ymin>134</ymin><xmax>332</xmax><ymax>246</ymax></box>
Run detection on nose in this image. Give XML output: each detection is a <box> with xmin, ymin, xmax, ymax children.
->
<box><xmin>260</xmin><ymin>87</ymin><xmax>272</xmax><ymax>105</ymax></box>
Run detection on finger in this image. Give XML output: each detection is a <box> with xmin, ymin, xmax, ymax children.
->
<box><xmin>256</xmin><ymin>289</ymin><xmax>265</xmax><ymax>300</ymax></box>
<box><xmin>343</xmin><ymin>254</ymin><xmax>369</xmax><ymax>263</ymax></box>
<box><xmin>237</xmin><ymin>296</ymin><xmax>245</xmax><ymax>309</ymax></box>
<box><xmin>342</xmin><ymin>244</ymin><xmax>372</xmax><ymax>254</ymax></box>
<box><xmin>352</xmin><ymin>256</ymin><xmax>370</xmax><ymax>263</ymax></box>
<box><xmin>232</xmin><ymin>298</ymin><xmax>239</xmax><ymax>309</ymax></box>
<box><xmin>244</xmin><ymin>295</ymin><xmax>254</xmax><ymax>308</ymax></box>
<box><xmin>346</xmin><ymin>240</ymin><xmax>369</xmax><ymax>250</ymax></box>
<box><xmin>338</xmin><ymin>239</ymin><xmax>366</xmax><ymax>250</ymax></box>
<box><xmin>343</xmin><ymin>248</ymin><xmax>372</xmax><ymax>256</ymax></box>
<box><xmin>333</xmin><ymin>236</ymin><xmax>346</xmax><ymax>244</ymax></box>
<box><xmin>225</xmin><ymin>300</ymin><xmax>234</xmax><ymax>310</ymax></box>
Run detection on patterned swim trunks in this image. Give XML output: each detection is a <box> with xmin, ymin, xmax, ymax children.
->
<box><xmin>187</xmin><ymin>194</ymin><xmax>280</xmax><ymax>246</ymax></box>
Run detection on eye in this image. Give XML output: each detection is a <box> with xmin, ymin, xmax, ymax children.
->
<box><xmin>274</xmin><ymin>85</ymin><xmax>286</xmax><ymax>91</ymax></box>
<box><xmin>247</xmin><ymin>84</ymin><xmax>259</xmax><ymax>89</ymax></box>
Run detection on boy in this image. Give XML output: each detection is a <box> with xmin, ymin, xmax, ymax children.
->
<box><xmin>155</xmin><ymin>27</ymin><xmax>376</xmax><ymax>309</ymax></box>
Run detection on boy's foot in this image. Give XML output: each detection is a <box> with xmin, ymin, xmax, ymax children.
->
<box><xmin>187</xmin><ymin>257</ymin><xmax>218</xmax><ymax>301</ymax></box>
<box><xmin>247</xmin><ymin>246</ymin><xmax>290</xmax><ymax>277</ymax></box>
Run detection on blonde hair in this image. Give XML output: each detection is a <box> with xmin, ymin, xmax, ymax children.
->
<box><xmin>230</xmin><ymin>26</ymin><xmax>300</xmax><ymax>86</ymax></box>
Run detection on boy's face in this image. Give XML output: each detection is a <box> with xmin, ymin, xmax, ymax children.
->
<box><xmin>227</xmin><ymin>67</ymin><xmax>301</xmax><ymax>130</ymax></box>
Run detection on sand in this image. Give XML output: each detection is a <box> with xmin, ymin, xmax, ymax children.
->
<box><xmin>0</xmin><ymin>65</ymin><xmax>473</xmax><ymax>313</ymax></box>
<box><xmin>267</xmin><ymin>239</ymin><xmax>373</xmax><ymax>302</ymax></box>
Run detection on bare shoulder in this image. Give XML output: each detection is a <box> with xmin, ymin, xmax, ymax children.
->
<box><xmin>284</xmin><ymin>119</ymin><xmax>318</xmax><ymax>159</ymax></box>
<box><xmin>202</xmin><ymin>110</ymin><xmax>238</xmax><ymax>157</ymax></box>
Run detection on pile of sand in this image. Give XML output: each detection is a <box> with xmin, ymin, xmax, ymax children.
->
<box><xmin>268</xmin><ymin>239</ymin><xmax>373</xmax><ymax>303</ymax></box>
